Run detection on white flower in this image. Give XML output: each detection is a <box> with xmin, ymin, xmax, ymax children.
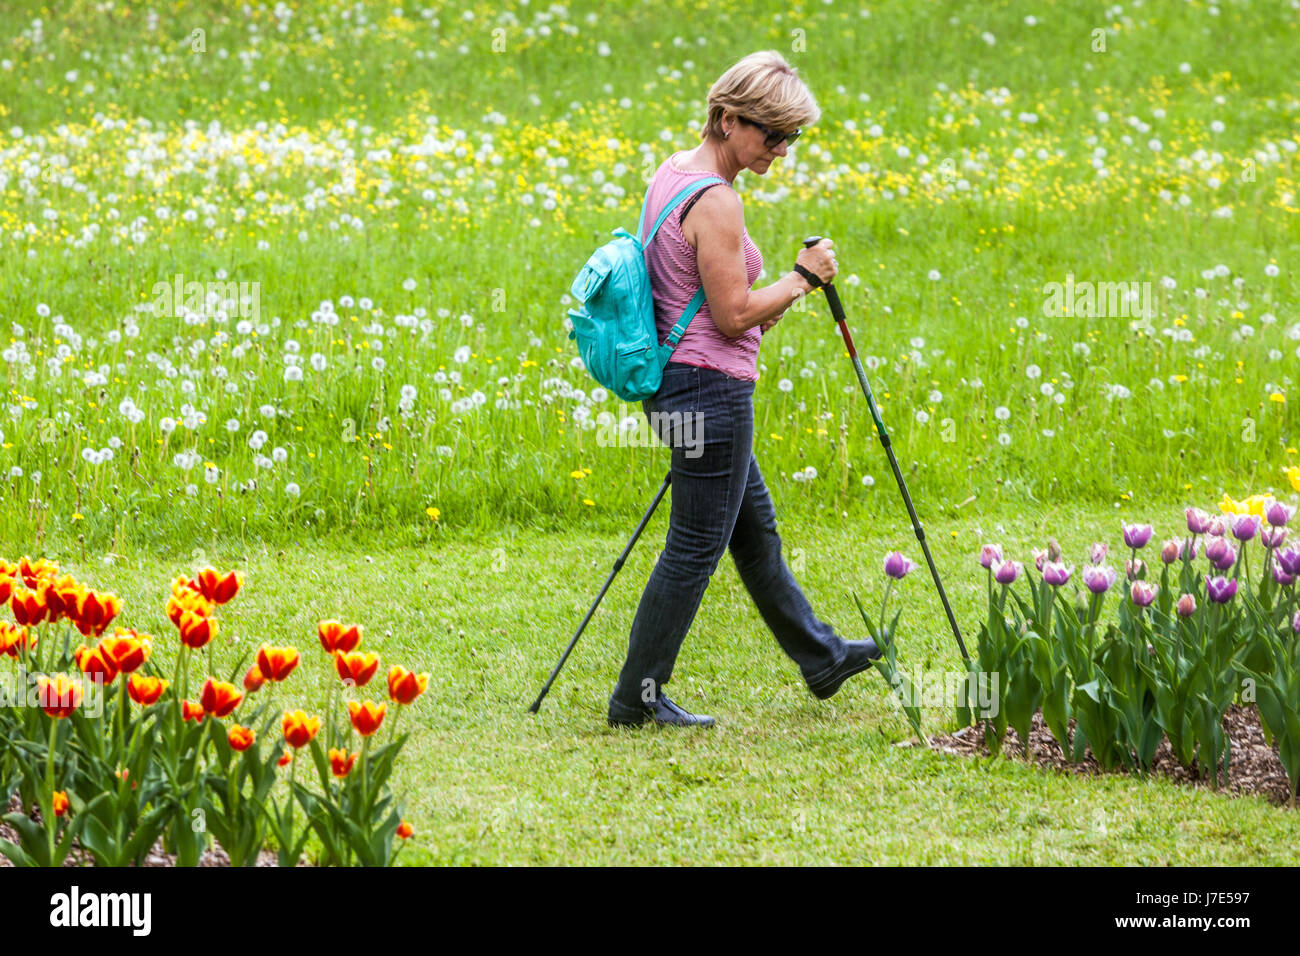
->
<box><xmin>285</xmin><ymin>482</ymin><xmax>300</xmax><ymax>497</ymax></box>
<box><xmin>915</xmin><ymin>410</ymin><xmax>930</xmax><ymax>424</ymax></box>
<box><xmin>778</xmin><ymin>378</ymin><xmax>793</xmax><ymax>392</ymax></box>
<box><xmin>402</xmin><ymin>278</ymin><xmax>417</xmax><ymax>291</ymax></box>
<box><xmin>1265</xmin><ymin>264</ymin><xmax>1279</xmax><ymax>277</ymax></box>
<box><xmin>927</xmin><ymin>270</ymin><xmax>941</xmax><ymax>281</ymax></box>
<box><xmin>861</xmin><ymin>474</ymin><xmax>875</xmax><ymax>487</ymax></box>
<box><xmin>994</xmin><ymin>406</ymin><xmax>1011</xmax><ymax>420</ymax></box>
<box><xmin>997</xmin><ymin>432</ymin><xmax>1011</xmax><ymax>446</ymax></box>
<box><xmin>1026</xmin><ymin>364</ymin><xmax>1041</xmax><ymax>379</ymax></box>
<box><xmin>454</xmin><ymin>345</ymin><xmax>471</xmax><ymax>364</ymax></box>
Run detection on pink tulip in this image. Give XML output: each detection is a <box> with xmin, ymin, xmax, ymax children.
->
<box><xmin>1130</xmin><ymin>580</ymin><xmax>1158</xmax><ymax>607</ymax></box>
<box><xmin>1186</xmin><ymin>507</ymin><xmax>1212</xmax><ymax>535</ymax></box>
<box><xmin>1043</xmin><ymin>562</ymin><xmax>1073</xmax><ymax>587</ymax></box>
<box><xmin>1230</xmin><ymin>513</ymin><xmax>1261</xmax><ymax>542</ymax></box>
<box><xmin>1266</xmin><ymin>500</ymin><xmax>1296</xmax><ymax>527</ymax></box>
<box><xmin>978</xmin><ymin>544</ymin><xmax>1003</xmax><ymax>569</ymax></box>
<box><xmin>1122</xmin><ymin>522</ymin><xmax>1154</xmax><ymax>549</ymax></box>
<box><xmin>1082</xmin><ymin>565</ymin><xmax>1116</xmax><ymax>594</ymax></box>
<box><xmin>992</xmin><ymin>558</ymin><xmax>1023</xmax><ymax>585</ymax></box>
<box><xmin>1176</xmin><ymin>594</ymin><xmax>1196</xmax><ymax>618</ymax></box>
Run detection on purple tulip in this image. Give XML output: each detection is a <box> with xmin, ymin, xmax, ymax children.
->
<box><xmin>1276</xmin><ymin>546</ymin><xmax>1300</xmax><ymax>577</ymax></box>
<box><xmin>1160</xmin><ymin>539</ymin><xmax>1180</xmax><ymax>564</ymax></box>
<box><xmin>1125</xmin><ymin>558</ymin><xmax>1146</xmax><ymax>581</ymax></box>
<box><xmin>1205</xmin><ymin>536</ymin><xmax>1233</xmax><ymax>567</ymax></box>
<box><xmin>1082</xmin><ymin>565</ymin><xmax>1116</xmax><ymax>594</ymax></box>
<box><xmin>1130</xmin><ymin>580</ymin><xmax>1158</xmax><ymax>607</ymax></box>
<box><xmin>1090</xmin><ymin>542</ymin><xmax>1109</xmax><ymax>565</ymax></box>
<box><xmin>1205</xmin><ymin>575</ymin><xmax>1238</xmax><ymax>604</ymax></box>
<box><xmin>1042</xmin><ymin>561</ymin><xmax>1073</xmax><ymax>587</ymax></box>
<box><xmin>1176</xmin><ymin>594</ymin><xmax>1197</xmax><ymax>618</ymax></box>
<box><xmin>978</xmin><ymin>543</ymin><xmax>1003</xmax><ymax>569</ymax></box>
<box><xmin>1032</xmin><ymin>548</ymin><xmax>1049</xmax><ymax>573</ymax></box>
<box><xmin>884</xmin><ymin>551</ymin><xmax>918</xmax><ymax>580</ymax></box>
<box><xmin>1230</xmin><ymin>513</ymin><xmax>1261</xmax><ymax>542</ymax></box>
<box><xmin>1180</xmin><ymin>538</ymin><xmax>1199</xmax><ymax>561</ymax></box>
<box><xmin>1206</xmin><ymin>516</ymin><xmax>1226</xmax><ymax>538</ymax></box>
<box><xmin>1186</xmin><ymin>507</ymin><xmax>1212</xmax><ymax>535</ymax></box>
<box><xmin>1122</xmin><ymin>522</ymin><xmax>1154</xmax><ymax>549</ymax></box>
<box><xmin>1266</xmin><ymin>500</ymin><xmax>1296</xmax><ymax>527</ymax></box>
<box><xmin>1294</xmin><ymin>609</ymin><xmax>1300</xmax><ymax>634</ymax></box>
<box><xmin>992</xmin><ymin>558</ymin><xmax>1023</xmax><ymax>585</ymax></box>
<box><xmin>1274</xmin><ymin>565</ymin><xmax>1295</xmax><ymax>587</ymax></box>
<box><xmin>1262</xmin><ymin>526</ymin><xmax>1288</xmax><ymax>550</ymax></box>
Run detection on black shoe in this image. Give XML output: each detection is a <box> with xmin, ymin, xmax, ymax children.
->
<box><xmin>608</xmin><ymin>692</ymin><xmax>716</xmax><ymax>728</ymax></box>
<box><xmin>808</xmin><ymin>639</ymin><xmax>882</xmax><ymax>700</ymax></box>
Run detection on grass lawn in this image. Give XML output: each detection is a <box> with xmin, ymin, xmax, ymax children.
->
<box><xmin>29</xmin><ymin>491</ymin><xmax>1297</xmax><ymax>865</ymax></box>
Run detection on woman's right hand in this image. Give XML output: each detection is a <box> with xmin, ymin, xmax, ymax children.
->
<box><xmin>795</xmin><ymin>238</ymin><xmax>838</xmax><ymax>286</ymax></box>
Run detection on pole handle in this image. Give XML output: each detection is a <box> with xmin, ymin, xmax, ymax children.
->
<box><xmin>800</xmin><ymin>236</ymin><xmax>846</xmax><ymax>323</ymax></box>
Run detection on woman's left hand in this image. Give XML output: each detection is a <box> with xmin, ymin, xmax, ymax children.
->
<box><xmin>760</xmin><ymin>313</ymin><xmax>782</xmax><ymax>334</ymax></box>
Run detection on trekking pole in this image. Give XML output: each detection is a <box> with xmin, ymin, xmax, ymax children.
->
<box><xmin>528</xmin><ymin>470</ymin><xmax>673</xmax><ymax>712</ymax></box>
<box><xmin>803</xmin><ymin>236</ymin><xmax>969</xmax><ymax>661</ymax></box>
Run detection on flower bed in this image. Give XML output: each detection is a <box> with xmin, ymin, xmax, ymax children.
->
<box><xmin>856</xmin><ymin>493</ymin><xmax>1300</xmax><ymax>806</ymax></box>
<box><xmin>0</xmin><ymin>557</ymin><xmax>427</xmax><ymax>866</ymax></box>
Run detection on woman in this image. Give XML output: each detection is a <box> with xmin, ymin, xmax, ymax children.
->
<box><xmin>607</xmin><ymin>50</ymin><xmax>881</xmax><ymax>728</ymax></box>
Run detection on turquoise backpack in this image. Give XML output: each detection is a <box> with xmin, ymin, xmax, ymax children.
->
<box><xmin>566</xmin><ymin>176</ymin><xmax>726</xmax><ymax>402</ymax></box>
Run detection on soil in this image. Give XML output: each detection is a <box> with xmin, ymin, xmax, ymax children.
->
<box><xmin>0</xmin><ymin>795</ymin><xmax>287</xmax><ymax>866</ymax></box>
<box><xmin>923</xmin><ymin>704</ymin><xmax>1298</xmax><ymax>807</ymax></box>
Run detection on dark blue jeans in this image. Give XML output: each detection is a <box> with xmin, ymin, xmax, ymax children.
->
<box><xmin>608</xmin><ymin>361</ymin><xmax>852</xmax><ymax>719</ymax></box>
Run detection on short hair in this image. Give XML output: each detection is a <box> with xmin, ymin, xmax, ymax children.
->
<box><xmin>701</xmin><ymin>50</ymin><xmax>821</xmax><ymax>141</ymax></box>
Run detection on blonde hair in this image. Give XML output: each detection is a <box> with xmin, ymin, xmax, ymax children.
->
<box><xmin>702</xmin><ymin>50</ymin><xmax>820</xmax><ymax>141</ymax></box>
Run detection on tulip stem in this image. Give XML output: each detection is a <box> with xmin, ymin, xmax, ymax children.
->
<box><xmin>44</xmin><ymin>716</ymin><xmax>57</xmax><ymax>862</ymax></box>
<box><xmin>388</xmin><ymin>704</ymin><xmax>404</xmax><ymax>746</ymax></box>
<box><xmin>360</xmin><ymin>735</ymin><xmax>371</xmax><ymax>815</ymax></box>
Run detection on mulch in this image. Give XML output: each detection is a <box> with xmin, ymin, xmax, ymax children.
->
<box><xmin>923</xmin><ymin>704</ymin><xmax>1298</xmax><ymax>807</ymax></box>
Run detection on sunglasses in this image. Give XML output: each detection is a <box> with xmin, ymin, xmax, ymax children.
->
<box><xmin>739</xmin><ymin>116</ymin><xmax>801</xmax><ymax>149</ymax></box>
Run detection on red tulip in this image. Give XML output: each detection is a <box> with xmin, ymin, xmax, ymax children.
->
<box><xmin>98</xmin><ymin>629</ymin><xmax>152</xmax><ymax>674</ymax></box>
<box><xmin>73</xmin><ymin>643</ymin><xmax>118</xmax><ymax>685</ymax></box>
<box><xmin>191</xmin><ymin>567</ymin><xmax>241</xmax><ymax>605</ymax></box>
<box><xmin>127</xmin><ymin>674</ymin><xmax>169</xmax><ymax>706</ymax></box>
<box><xmin>243</xmin><ymin>665</ymin><xmax>267</xmax><ymax>692</ymax></box>
<box><xmin>282</xmin><ymin>710</ymin><xmax>321</xmax><ymax>749</ymax></box>
<box><xmin>256</xmin><ymin>645</ymin><xmax>300</xmax><ymax>682</ymax></box>
<box><xmin>181</xmin><ymin>699</ymin><xmax>205</xmax><ymax>722</ymax></box>
<box><xmin>318</xmin><ymin>619</ymin><xmax>363</xmax><ymax>655</ymax></box>
<box><xmin>335</xmin><ymin>650</ymin><xmax>380</xmax><ymax>688</ymax></box>
<box><xmin>347</xmin><ymin>700</ymin><xmax>386</xmax><ymax>737</ymax></box>
<box><xmin>178</xmin><ymin>610</ymin><xmax>218</xmax><ymax>650</ymax></box>
<box><xmin>387</xmin><ymin>665</ymin><xmax>429</xmax><ymax>705</ymax></box>
<box><xmin>199</xmin><ymin>678</ymin><xmax>243</xmax><ymax>718</ymax></box>
<box><xmin>329</xmin><ymin>747</ymin><xmax>357</xmax><ymax>777</ymax></box>
<box><xmin>228</xmin><ymin>725</ymin><xmax>256</xmax><ymax>752</ymax></box>
<box><xmin>36</xmin><ymin>675</ymin><xmax>83</xmax><ymax>719</ymax></box>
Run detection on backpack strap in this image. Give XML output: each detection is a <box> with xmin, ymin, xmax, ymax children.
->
<box><xmin>640</xmin><ymin>176</ymin><xmax>727</xmax><ymax>246</ymax></box>
<box><xmin>639</xmin><ymin>174</ymin><xmax>728</xmax><ymax>352</ymax></box>
<box><xmin>663</xmin><ymin>286</ymin><xmax>707</xmax><ymax>348</ymax></box>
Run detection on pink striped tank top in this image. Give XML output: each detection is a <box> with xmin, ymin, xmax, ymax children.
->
<box><xmin>640</xmin><ymin>151</ymin><xmax>764</xmax><ymax>382</ymax></box>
